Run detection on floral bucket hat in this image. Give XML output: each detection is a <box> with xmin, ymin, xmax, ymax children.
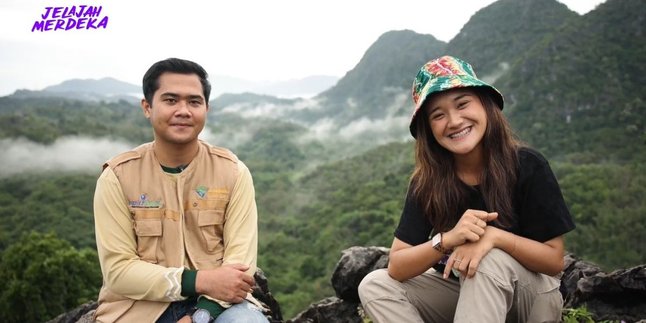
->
<box><xmin>409</xmin><ymin>55</ymin><xmax>504</xmax><ymax>138</ymax></box>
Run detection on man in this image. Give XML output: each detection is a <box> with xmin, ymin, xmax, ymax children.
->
<box><xmin>93</xmin><ymin>58</ymin><xmax>268</xmax><ymax>323</ymax></box>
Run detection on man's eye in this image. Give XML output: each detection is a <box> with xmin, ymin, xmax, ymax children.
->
<box><xmin>164</xmin><ymin>98</ymin><xmax>176</xmax><ymax>103</ymax></box>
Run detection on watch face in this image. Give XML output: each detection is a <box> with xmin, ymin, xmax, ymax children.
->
<box><xmin>192</xmin><ymin>308</ymin><xmax>211</xmax><ymax>323</ymax></box>
<box><xmin>432</xmin><ymin>233</ymin><xmax>441</xmax><ymax>248</ymax></box>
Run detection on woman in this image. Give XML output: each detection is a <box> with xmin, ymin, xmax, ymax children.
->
<box><xmin>358</xmin><ymin>56</ymin><xmax>575</xmax><ymax>322</ymax></box>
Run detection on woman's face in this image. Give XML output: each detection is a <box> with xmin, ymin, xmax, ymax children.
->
<box><xmin>426</xmin><ymin>88</ymin><xmax>488</xmax><ymax>158</ymax></box>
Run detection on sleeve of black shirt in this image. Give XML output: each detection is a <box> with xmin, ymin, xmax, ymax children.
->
<box><xmin>394</xmin><ymin>185</ymin><xmax>433</xmax><ymax>246</ymax></box>
<box><xmin>516</xmin><ymin>148</ymin><xmax>576</xmax><ymax>242</ymax></box>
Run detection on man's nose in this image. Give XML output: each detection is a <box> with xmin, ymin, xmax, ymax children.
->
<box><xmin>175</xmin><ymin>100</ymin><xmax>190</xmax><ymax>116</ymax></box>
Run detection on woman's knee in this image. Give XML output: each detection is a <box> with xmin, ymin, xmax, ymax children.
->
<box><xmin>477</xmin><ymin>248</ymin><xmax>518</xmax><ymax>274</ymax></box>
<box><xmin>358</xmin><ymin>268</ymin><xmax>393</xmax><ymax>303</ymax></box>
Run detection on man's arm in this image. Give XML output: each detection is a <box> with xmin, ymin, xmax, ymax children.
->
<box><xmin>94</xmin><ymin>167</ymin><xmax>185</xmax><ymax>301</ymax></box>
<box><xmin>193</xmin><ymin>161</ymin><xmax>259</xmax><ymax>303</ymax></box>
<box><xmin>222</xmin><ymin>160</ymin><xmax>259</xmax><ymax>273</ymax></box>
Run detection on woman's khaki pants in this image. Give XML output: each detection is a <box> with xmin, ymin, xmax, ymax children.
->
<box><xmin>358</xmin><ymin>248</ymin><xmax>562</xmax><ymax>323</ymax></box>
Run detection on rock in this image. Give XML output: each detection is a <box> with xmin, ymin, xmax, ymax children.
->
<box><xmin>567</xmin><ymin>262</ymin><xmax>646</xmax><ymax>322</ymax></box>
<box><xmin>322</xmin><ymin>246</ymin><xmax>646</xmax><ymax>322</ymax></box>
<box><xmin>331</xmin><ymin>246</ymin><xmax>389</xmax><ymax>302</ymax></box>
<box><xmin>252</xmin><ymin>268</ymin><xmax>284</xmax><ymax>322</ymax></box>
<box><xmin>287</xmin><ymin>297</ymin><xmax>362</xmax><ymax>323</ymax></box>
<box><xmin>46</xmin><ymin>301</ymin><xmax>97</xmax><ymax>323</ymax></box>
<box><xmin>49</xmin><ymin>269</ymin><xmax>282</xmax><ymax>323</ymax></box>
<box><xmin>560</xmin><ymin>253</ymin><xmax>603</xmax><ymax>302</ymax></box>
<box><xmin>291</xmin><ymin>247</ymin><xmax>388</xmax><ymax>323</ymax></box>
<box><xmin>51</xmin><ymin>248</ymin><xmax>646</xmax><ymax>322</ymax></box>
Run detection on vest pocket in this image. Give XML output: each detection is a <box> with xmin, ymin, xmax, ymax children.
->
<box><xmin>133</xmin><ymin>213</ymin><xmax>163</xmax><ymax>263</ymax></box>
<box><xmin>197</xmin><ymin>209</ymin><xmax>224</xmax><ymax>253</ymax></box>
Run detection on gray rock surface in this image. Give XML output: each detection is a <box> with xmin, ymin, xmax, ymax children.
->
<box><xmin>47</xmin><ymin>269</ymin><xmax>282</xmax><ymax>323</ymax></box>
<box><xmin>563</xmin><ymin>255</ymin><xmax>646</xmax><ymax>322</ymax></box>
<box><xmin>287</xmin><ymin>297</ymin><xmax>362</xmax><ymax>323</ymax></box>
<box><xmin>50</xmin><ymin>248</ymin><xmax>645</xmax><ymax>322</ymax></box>
<box><xmin>293</xmin><ymin>247</ymin><xmax>646</xmax><ymax>323</ymax></box>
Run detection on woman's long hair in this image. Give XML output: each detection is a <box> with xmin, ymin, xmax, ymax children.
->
<box><xmin>411</xmin><ymin>87</ymin><xmax>520</xmax><ymax>232</ymax></box>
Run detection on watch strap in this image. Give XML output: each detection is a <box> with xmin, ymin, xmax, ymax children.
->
<box><xmin>431</xmin><ymin>233</ymin><xmax>451</xmax><ymax>254</ymax></box>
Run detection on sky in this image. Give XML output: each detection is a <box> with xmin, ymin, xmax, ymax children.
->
<box><xmin>0</xmin><ymin>0</ymin><xmax>607</xmax><ymax>97</ymax></box>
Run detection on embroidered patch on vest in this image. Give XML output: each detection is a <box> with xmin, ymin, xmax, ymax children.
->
<box><xmin>195</xmin><ymin>186</ymin><xmax>208</xmax><ymax>199</ymax></box>
<box><xmin>129</xmin><ymin>193</ymin><xmax>162</xmax><ymax>208</ymax></box>
<box><xmin>208</xmin><ymin>188</ymin><xmax>229</xmax><ymax>199</ymax></box>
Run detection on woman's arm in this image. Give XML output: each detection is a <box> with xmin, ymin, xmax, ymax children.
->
<box><xmin>389</xmin><ymin>209</ymin><xmax>499</xmax><ymax>281</ymax></box>
<box><xmin>387</xmin><ymin>237</ymin><xmax>445</xmax><ymax>282</ymax></box>
<box><xmin>490</xmin><ymin>227</ymin><xmax>565</xmax><ymax>276</ymax></box>
<box><xmin>444</xmin><ymin>226</ymin><xmax>565</xmax><ymax>278</ymax></box>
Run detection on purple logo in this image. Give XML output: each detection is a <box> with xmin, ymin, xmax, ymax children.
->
<box><xmin>32</xmin><ymin>5</ymin><xmax>108</xmax><ymax>32</ymax></box>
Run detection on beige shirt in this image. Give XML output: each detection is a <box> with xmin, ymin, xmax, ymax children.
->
<box><xmin>93</xmin><ymin>142</ymin><xmax>258</xmax><ymax>321</ymax></box>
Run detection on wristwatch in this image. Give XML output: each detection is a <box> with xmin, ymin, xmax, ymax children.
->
<box><xmin>431</xmin><ymin>232</ymin><xmax>451</xmax><ymax>254</ymax></box>
<box><xmin>191</xmin><ymin>308</ymin><xmax>214</xmax><ymax>323</ymax></box>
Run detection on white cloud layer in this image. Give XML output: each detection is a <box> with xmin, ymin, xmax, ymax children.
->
<box><xmin>0</xmin><ymin>137</ymin><xmax>133</xmax><ymax>177</ymax></box>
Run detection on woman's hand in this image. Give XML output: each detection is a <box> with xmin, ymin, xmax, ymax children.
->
<box><xmin>442</xmin><ymin>209</ymin><xmax>497</xmax><ymax>250</ymax></box>
<box><xmin>443</xmin><ymin>228</ymin><xmax>496</xmax><ymax>279</ymax></box>
<box><xmin>443</xmin><ymin>226</ymin><xmax>567</xmax><ymax>278</ymax></box>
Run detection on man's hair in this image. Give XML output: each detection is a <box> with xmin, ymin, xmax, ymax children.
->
<box><xmin>142</xmin><ymin>58</ymin><xmax>211</xmax><ymax>104</ymax></box>
<box><xmin>411</xmin><ymin>87</ymin><xmax>521</xmax><ymax>232</ymax></box>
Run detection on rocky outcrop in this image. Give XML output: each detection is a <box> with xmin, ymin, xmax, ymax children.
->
<box><xmin>51</xmin><ymin>248</ymin><xmax>645</xmax><ymax>322</ymax></box>
<box><xmin>287</xmin><ymin>297</ymin><xmax>362</xmax><ymax>323</ymax></box>
<box><xmin>290</xmin><ymin>247</ymin><xmax>646</xmax><ymax>323</ymax></box>
<box><xmin>47</xmin><ymin>268</ymin><xmax>283</xmax><ymax>323</ymax></box>
<box><xmin>562</xmin><ymin>255</ymin><xmax>646</xmax><ymax>322</ymax></box>
<box><xmin>331</xmin><ymin>246</ymin><xmax>389</xmax><ymax>303</ymax></box>
<box><xmin>254</xmin><ymin>268</ymin><xmax>284</xmax><ymax>322</ymax></box>
<box><xmin>46</xmin><ymin>301</ymin><xmax>97</xmax><ymax>323</ymax></box>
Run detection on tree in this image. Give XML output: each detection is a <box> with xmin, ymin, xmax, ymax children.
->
<box><xmin>0</xmin><ymin>231</ymin><xmax>101</xmax><ymax>322</ymax></box>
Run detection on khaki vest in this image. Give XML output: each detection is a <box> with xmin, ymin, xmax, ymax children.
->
<box><xmin>95</xmin><ymin>141</ymin><xmax>239</xmax><ymax>322</ymax></box>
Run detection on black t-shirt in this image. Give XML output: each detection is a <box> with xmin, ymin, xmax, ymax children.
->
<box><xmin>394</xmin><ymin>148</ymin><xmax>576</xmax><ymax>246</ymax></box>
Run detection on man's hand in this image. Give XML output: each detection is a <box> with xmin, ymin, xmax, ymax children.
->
<box><xmin>177</xmin><ymin>315</ymin><xmax>191</xmax><ymax>323</ymax></box>
<box><xmin>195</xmin><ymin>263</ymin><xmax>255</xmax><ymax>303</ymax></box>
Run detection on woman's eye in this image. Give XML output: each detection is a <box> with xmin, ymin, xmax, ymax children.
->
<box><xmin>431</xmin><ymin>113</ymin><xmax>444</xmax><ymax>120</ymax></box>
<box><xmin>457</xmin><ymin>101</ymin><xmax>469</xmax><ymax>109</ymax></box>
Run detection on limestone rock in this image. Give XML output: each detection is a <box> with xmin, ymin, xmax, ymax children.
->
<box><xmin>331</xmin><ymin>246</ymin><xmax>389</xmax><ymax>302</ymax></box>
<box><xmin>287</xmin><ymin>297</ymin><xmax>362</xmax><ymax>323</ymax></box>
<box><xmin>50</xmin><ymin>248</ymin><xmax>646</xmax><ymax>322</ymax></box>
<box><xmin>48</xmin><ymin>269</ymin><xmax>282</xmax><ymax>323</ymax></box>
<box><xmin>566</xmin><ymin>260</ymin><xmax>646</xmax><ymax>322</ymax></box>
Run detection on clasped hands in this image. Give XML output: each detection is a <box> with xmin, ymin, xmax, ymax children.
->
<box><xmin>440</xmin><ymin>209</ymin><xmax>498</xmax><ymax>279</ymax></box>
<box><xmin>196</xmin><ymin>263</ymin><xmax>255</xmax><ymax>303</ymax></box>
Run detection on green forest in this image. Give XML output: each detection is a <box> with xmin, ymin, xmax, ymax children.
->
<box><xmin>1</xmin><ymin>0</ymin><xmax>645</xmax><ymax>321</ymax></box>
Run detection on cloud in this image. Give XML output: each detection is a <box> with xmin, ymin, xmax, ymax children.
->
<box><xmin>337</xmin><ymin>115</ymin><xmax>410</xmax><ymax>140</ymax></box>
<box><xmin>219</xmin><ymin>97</ymin><xmax>322</xmax><ymax>119</ymax></box>
<box><xmin>0</xmin><ymin>136</ymin><xmax>133</xmax><ymax>177</ymax></box>
<box><xmin>482</xmin><ymin>61</ymin><xmax>510</xmax><ymax>84</ymax></box>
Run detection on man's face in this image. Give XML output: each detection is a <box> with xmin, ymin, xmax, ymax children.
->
<box><xmin>141</xmin><ymin>72</ymin><xmax>208</xmax><ymax>146</ymax></box>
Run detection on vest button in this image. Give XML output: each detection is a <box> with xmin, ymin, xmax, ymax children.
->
<box><xmin>193</xmin><ymin>202</ymin><xmax>198</xmax><ymax>207</ymax></box>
